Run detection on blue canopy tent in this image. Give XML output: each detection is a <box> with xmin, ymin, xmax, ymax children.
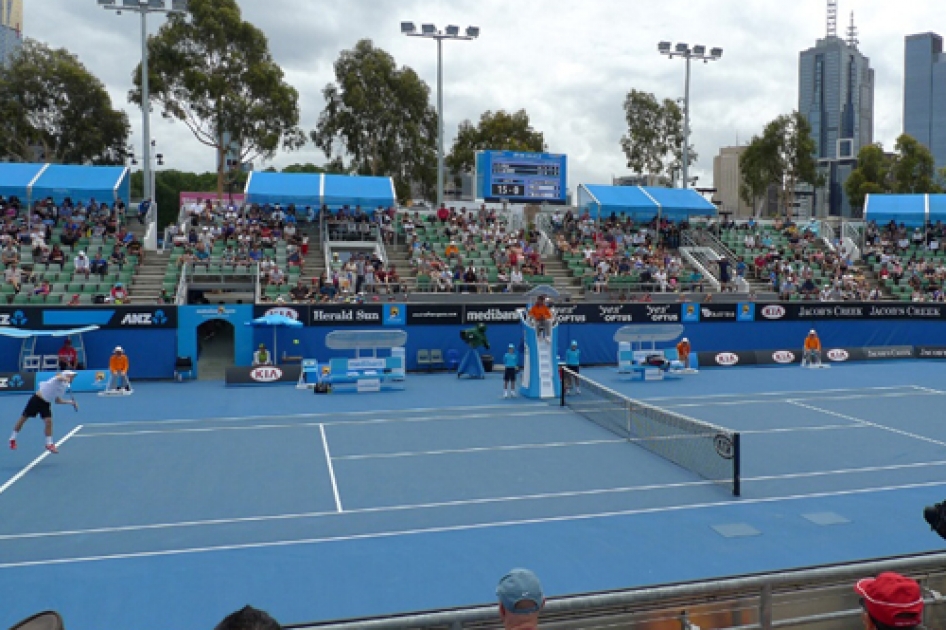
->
<box><xmin>321</xmin><ymin>174</ymin><xmax>396</xmax><ymax>211</ymax></box>
<box><xmin>244</xmin><ymin>171</ymin><xmax>322</xmax><ymax>208</ymax></box>
<box><xmin>30</xmin><ymin>164</ymin><xmax>130</xmax><ymax>206</ymax></box>
<box><xmin>863</xmin><ymin>194</ymin><xmax>928</xmax><ymax>228</ymax></box>
<box><xmin>577</xmin><ymin>184</ymin><xmax>717</xmax><ymax>221</ymax></box>
<box><xmin>0</xmin><ymin>163</ymin><xmax>47</xmax><ymax>202</ymax></box>
<box><xmin>243</xmin><ymin>172</ymin><xmax>396</xmax><ymax>212</ymax></box>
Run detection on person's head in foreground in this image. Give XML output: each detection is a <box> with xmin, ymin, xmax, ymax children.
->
<box><xmin>497</xmin><ymin>568</ymin><xmax>545</xmax><ymax>629</ymax></box>
<box><xmin>808</xmin><ymin>329</ymin><xmax>817</xmax><ymax>337</ymax></box>
<box><xmin>113</xmin><ymin>346</ymin><xmax>123</xmax><ymax>354</ymax></box>
<box><xmin>213</xmin><ymin>605</ymin><xmax>282</xmax><ymax>630</ymax></box>
<box><xmin>59</xmin><ymin>370</ymin><xmax>77</xmax><ymax>383</ymax></box>
<box><xmin>855</xmin><ymin>572</ymin><xmax>924</xmax><ymax>629</ymax></box>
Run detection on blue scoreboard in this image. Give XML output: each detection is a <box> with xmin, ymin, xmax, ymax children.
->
<box><xmin>475</xmin><ymin>151</ymin><xmax>567</xmax><ymax>204</ymax></box>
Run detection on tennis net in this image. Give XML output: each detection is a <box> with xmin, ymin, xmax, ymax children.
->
<box><xmin>561</xmin><ymin>368</ymin><xmax>741</xmax><ymax>496</ymax></box>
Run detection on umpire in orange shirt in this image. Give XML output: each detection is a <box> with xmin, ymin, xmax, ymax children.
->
<box><xmin>108</xmin><ymin>346</ymin><xmax>131</xmax><ymax>391</ymax></box>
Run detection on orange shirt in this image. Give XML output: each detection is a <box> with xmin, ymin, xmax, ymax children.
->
<box><xmin>529</xmin><ymin>303</ymin><xmax>552</xmax><ymax>321</ymax></box>
<box><xmin>445</xmin><ymin>244</ymin><xmax>459</xmax><ymax>257</ymax></box>
<box><xmin>676</xmin><ymin>341</ymin><xmax>690</xmax><ymax>357</ymax></box>
<box><xmin>804</xmin><ymin>336</ymin><xmax>821</xmax><ymax>351</ymax></box>
<box><xmin>109</xmin><ymin>354</ymin><xmax>129</xmax><ymax>373</ymax></box>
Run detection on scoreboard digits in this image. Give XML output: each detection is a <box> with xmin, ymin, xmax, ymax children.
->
<box><xmin>475</xmin><ymin>151</ymin><xmax>567</xmax><ymax>204</ymax></box>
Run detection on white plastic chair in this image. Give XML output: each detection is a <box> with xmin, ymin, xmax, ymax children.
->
<box><xmin>42</xmin><ymin>355</ymin><xmax>61</xmax><ymax>371</ymax></box>
<box><xmin>22</xmin><ymin>356</ymin><xmax>41</xmax><ymax>372</ymax></box>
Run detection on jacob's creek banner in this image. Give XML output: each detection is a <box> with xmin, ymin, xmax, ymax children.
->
<box><xmin>697</xmin><ymin>345</ymin><xmax>917</xmax><ymax>367</ymax></box>
<box><xmin>0</xmin><ymin>306</ymin><xmax>177</xmax><ymax>329</ymax></box>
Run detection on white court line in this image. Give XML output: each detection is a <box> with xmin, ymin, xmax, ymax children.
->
<box><xmin>912</xmin><ymin>385</ymin><xmax>946</xmax><ymax>395</ymax></box>
<box><xmin>77</xmin><ymin>409</ymin><xmax>570</xmax><ymax>437</ymax></box>
<box><xmin>789</xmin><ymin>401</ymin><xmax>946</xmax><ymax>448</ymax></box>
<box><xmin>641</xmin><ymin>385</ymin><xmax>916</xmax><ymax>402</ymax></box>
<box><xmin>0</xmin><ymin>426</ymin><xmax>83</xmax><ymax>497</ymax></box>
<box><xmin>333</xmin><ymin>438</ymin><xmax>626</xmax><ymax>461</ymax></box>
<box><xmin>4</xmin><ymin>478</ymin><xmax>946</xmax><ymax>570</ymax></box>
<box><xmin>662</xmin><ymin>391</ymin><xmax>940</xmax><ymax>409</ymax></box>
<box><xmin>91</xmin><ymin>402</ymin><xmax>552</xmax><ymax>428</ymax></box>
<box><xmin>319</xmin><ymin>425</ymin><xmax>343</xmax><ymax>513</ymax></box>
<box><xmin>5</xmin><ymin>457</ymin><xmax>946</xmax><ymax>543</ymax></box>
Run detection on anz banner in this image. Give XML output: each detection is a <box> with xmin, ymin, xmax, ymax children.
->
<box><xmin>0</xmin><ymin>306</ymin><xmax>177</xmax><ymax>330</ymax></box>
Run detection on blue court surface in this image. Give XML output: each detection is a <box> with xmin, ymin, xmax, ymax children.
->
<box><xmin>3</xmin><ymin>361</ymin><xmax>946</xmax><ymax>629</ymax></box>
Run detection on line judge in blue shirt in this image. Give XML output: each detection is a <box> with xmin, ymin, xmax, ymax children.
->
<box><xmin>564</xmin><ymin>340</ymin><xmax>581</xmax><ymax>394</ymax></box>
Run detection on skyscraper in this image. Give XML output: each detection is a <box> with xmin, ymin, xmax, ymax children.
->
<box><xmin>0</xmin><ymin>0</ymin><xmax>23</xmax><ymax>67</ymax></box>
<box><xmin>904</xmin><ymin>33</ymin><xmax>946</xmax><ymax>173</ymax></box>
<box><xmin>798</xmin><ymin>3</ymin><xmax>874</xmax><ymax>217</ymax></box>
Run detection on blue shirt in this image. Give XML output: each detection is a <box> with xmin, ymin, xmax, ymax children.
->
<box><xmin>565</xmin><ymin>348</ymin><xmax>580</xmax><ymax>366</ymax></box>
<box><xmin>503</xmin><ymin>351</ymin><xmax>517</xmax><ymax>368</ymax></box>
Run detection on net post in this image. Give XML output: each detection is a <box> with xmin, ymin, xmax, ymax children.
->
<box><xmin>626</xmin><ymin>402</ymin><xmax>632</xmax><ymax>441</ymax></box>
<box><xmin>732</xmin><ymin>432</ymin><xmax>741</xmax><ymax>497</ymax></box>
<box><xmin>560</xmin><ymin>367</ymin><xmax>566</xmax><ymax>407</ymax></box>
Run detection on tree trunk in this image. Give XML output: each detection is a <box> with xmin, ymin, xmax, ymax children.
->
<box><xmin>216</xmin><ymin>144</ymin><xmax>225</xmax><ymax>200</ymax></box>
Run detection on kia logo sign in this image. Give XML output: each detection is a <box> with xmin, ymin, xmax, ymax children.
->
<box><xmin>715</xmin><ymin>353</ymin><xmax>739</xmax><ymax>366</ymax></box>
<box><xmin>264</xmin><ymin>307</ymin><xmax>299</xmax><ymax>320</ymax></box>
<box><xmin>760</xmin><ymin>305</ymin><xmax>786</xmax><ymax>320</ymax></box>
<box><xmin>826</xmin><ymin>348</ymin><xmax>850</xmax><ymax>362</ymax></box>
<box><xmin>250</xmin><ymin>367</ymin><xmax>283</xmax><ymax>382</ymax></box>
<box><xmin>772</xmin><ymin>350</ymin><xmax>795</xmax><ymax>364</ymax></box>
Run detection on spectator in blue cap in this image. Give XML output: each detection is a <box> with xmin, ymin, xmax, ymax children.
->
<box><xmin>497</xmin><ymin>568</ymin><xmax>544</xmax><ymax>629</ymax></box>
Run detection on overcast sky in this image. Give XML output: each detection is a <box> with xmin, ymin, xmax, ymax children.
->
<box><xmin>21</xmin><ymin>0</ymin><xmax>945</xmax><ymax>194</ymax></box>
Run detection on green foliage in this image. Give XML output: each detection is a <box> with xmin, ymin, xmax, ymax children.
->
<box><xmin>446</xmin><ymin>110</ymin><xmax>546</xmax><ymax>175</ymax></box>
<box><xmin>619</xmin><ymin>89</ymin><xmax>691</xmax><ymax>179</ymax></box>
<box><xmin>844</xmin><ymin>135</ymin><xmax>942</xmax><ymax>212</ymax></box>
<box><xmin>0</xmin><ymin>40</ymin><xmax>130</xmax><ymax>164</ymax></box>
<box><xmin>739</xmin><ymin>111</ymin><xmax>818</xmax><ymax>216</ymax></box>
<box><xmin>130</xmin><ymin>0</ymin><xmax>305</xmax><ymax>197</ymax></box>
<box><xmin>313</xmin><ymin>39</ymin><xmax>437</xmax><ymax>203</ymax></box>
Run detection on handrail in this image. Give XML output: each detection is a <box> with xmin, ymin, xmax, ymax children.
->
<box><xmin>292</xmin><ymin>552</ymin><xmax>946</xmax><ymax>629</ymax></box>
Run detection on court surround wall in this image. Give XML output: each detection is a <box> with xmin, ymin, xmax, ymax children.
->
<box><xmin>1</xmin><ymin>302</ymin><xmax>945</xmax><ymax>377</ymax></box>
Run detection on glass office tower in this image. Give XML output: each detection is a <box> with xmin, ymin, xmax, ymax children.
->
<box><xmin>904</xmin><ymin>33</ymin><xmax>946</xmax><ymax>173</ymax></box>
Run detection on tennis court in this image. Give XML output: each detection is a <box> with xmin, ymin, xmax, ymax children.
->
<box><xmin>2</xmin><ymin>361</ymin><xmax>946</xmax><ymax>629</ymax></box>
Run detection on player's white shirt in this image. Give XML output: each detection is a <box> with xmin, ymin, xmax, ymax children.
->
<box><xmin>38</xmin><ymin>376</ymin><xmax>69</xmax><ymax>402</ymax></box>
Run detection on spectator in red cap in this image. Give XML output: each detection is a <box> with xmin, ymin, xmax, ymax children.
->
<box><xmin>855</xmin><ymin>572</ymin><xmax>924</xmax><ymax>629</ymax></box>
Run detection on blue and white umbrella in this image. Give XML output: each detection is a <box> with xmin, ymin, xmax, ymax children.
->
<box><xmin>245</xmin><ymin>314</ymin><xmax>302</xmax><ymax>362</ymax></box>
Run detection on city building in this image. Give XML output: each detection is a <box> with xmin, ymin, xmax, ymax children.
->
<box><xmin>711</xmin><ymin>146</ymin><xmax>779</xmax><ymax>219</ymax></box>
<box><xmin>904</xmin><ymin>32</ymin><xmax>946</xmax><ymax>173</ymax></box>
<box><xmin>0</xmin><ymin>0</ymin><xmax>22</xmax><ymax>67</ymax></box>
<box><xmin>798</xmin><ymin>3</ymin><xmax>874</xmax><ymax>217</ymax></box>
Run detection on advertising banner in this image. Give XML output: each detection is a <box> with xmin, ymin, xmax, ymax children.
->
<box><xmin>225</xmin><ymin>365</ymin><xmax>302</xmax><ymax>386</ymax></box>
<box><xmin>754</xmin><ymin>303</ymin><xmax>946</xmax><ymax>322</ymax></box>
<box><xmin>0</xmin><ymin>306</ymin><xmax>177</xmax><ymax>329</ymax></box>
<box><xmin>0</xmin><ymin>371</ymin><xmax>35</xmax><ymax>395</ymax></box>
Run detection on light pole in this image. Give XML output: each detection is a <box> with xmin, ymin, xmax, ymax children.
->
<box><xmin>98</xmin><ymin>0</ymin><xmax>187</xmax><ymax>243</ymax></box>
<box><xmin>402</xmin><ymin>22</ymin><xmax>479</xmax><ymax>209</ymax></box>
<box><xmin>658</xmin><ymin>42</ymin><xmax>722</xmax><ymax>189</ymax></box>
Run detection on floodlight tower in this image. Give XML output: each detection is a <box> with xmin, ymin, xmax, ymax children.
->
<box><xmin>98</xmin><ymin>1</ymin><xmax>187</xmax><ymax>245</ymax></box>
<box><xmin>402</xmin><ymin>22</ymin><xmax>479</xmax><ymax>208</ymax></box>
<box><xmin>657</xmin><ymin>41</ymin><xmax>723</xmax><ymax>189</ymax></box>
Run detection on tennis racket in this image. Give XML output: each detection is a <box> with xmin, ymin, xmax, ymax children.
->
<box><xmin>69</xmin><ymin>396</ymin><xmax>79</xmax><ymax>412</ymax></box>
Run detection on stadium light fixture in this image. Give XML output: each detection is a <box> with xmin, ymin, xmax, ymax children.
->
<box><xmin>658</xmin><ymin>39</ymin><xmax>724</xmax><ymax>190</ymax></box>
<box><xmin>402</xmin><ymin>21</ymin><xmax>481</xmax><ymax>208</ymax></box>
<box><xmin>99</xmin><ymin>0</ymin><xmax>188</xmax><ymax>251</ymax></box>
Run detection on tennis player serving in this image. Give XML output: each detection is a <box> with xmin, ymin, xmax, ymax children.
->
<box><xmin>9</xmin><ymin>370</ymin><xmax>78</xmax><ymax>454</ymax></box>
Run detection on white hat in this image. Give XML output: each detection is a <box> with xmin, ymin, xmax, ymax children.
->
<box><xmin>682</xmin><ymin>337</ymin><xmax>688</xmax><ymax>342</ymax></box>
<box><xmin>114</xmin><ymin>346</ymin><xmax>124</xmax><ymax>353</ymax></box>
<box><xmin>61</xmin><ymin>370</ymin><xmax>77</xmax><ymax>377</ymax></box>
<box><xmin>79</xmin><ymin>251</ymin><xmax>86</xmax><ymax>256</ymax></box>
<box><xmin>809</xmin><ymin>329</ymin><xmax>816</xmax><ymax>335</ymax></box>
